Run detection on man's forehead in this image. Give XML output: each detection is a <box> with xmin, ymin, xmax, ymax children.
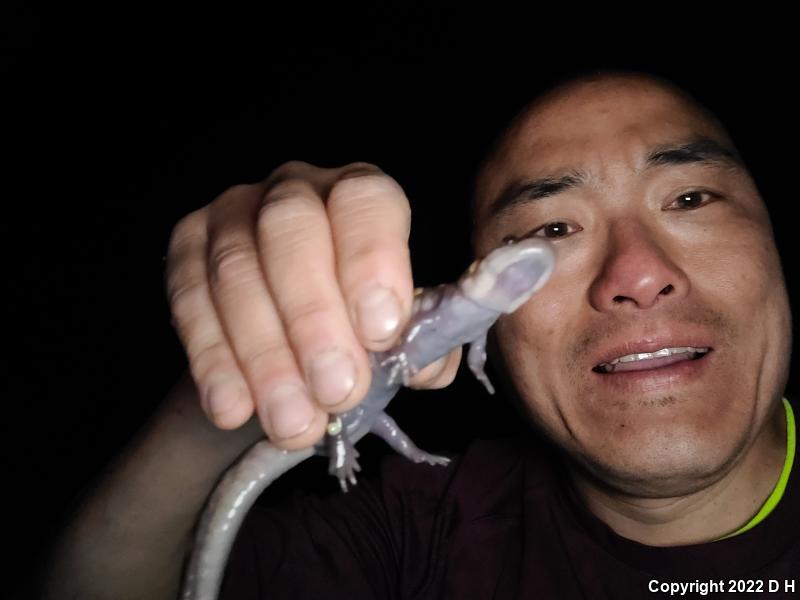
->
<box><xmin>475</xmin><ymin>77</ymin><xmax>732</xmax><ymax>215</ymax></box>
<box><xmin>500</xmin><ymin>81</ymin><xmax>717</xmax><ymax>166</ymax></box>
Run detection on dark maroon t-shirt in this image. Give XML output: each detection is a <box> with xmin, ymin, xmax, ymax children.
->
<box><xmin>219</xmin><ymin>411</ymin><xmax>800</xmax><ymax>599</ymax></box>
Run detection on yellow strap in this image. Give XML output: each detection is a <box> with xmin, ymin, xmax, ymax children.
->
<box><xmin>717</xmin><ymin>397</ymin><xmax>795</xmax><ymax>540</ymax></box>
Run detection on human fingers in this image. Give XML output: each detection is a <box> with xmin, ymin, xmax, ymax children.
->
<box><xmin>204</xmin><ymin>182</ymin><xmax>330</xmax><ymax>448</ymax></box>
<box><xmin>165</xmin><ymin>206</ymin><xmax>261</xmax><ymax>430</ymax></box>
<box><xmin>168</xmin><ymin>159</ymin><xmax>428</xmax><ymax>450</ymax></box>
<box><xmin>324</xmin><ymin>164</ymin><xmax>415</xmax><ymax>352</ymax></box>
<box><xmin>253</xmin><ymin>163</ymin><xmax>380</xmax><ymax>444</ymax></box>
<box><xmin>325</xmin><ymin>164</ymin><xmax>467</xmax><ymax>393</ymax></box>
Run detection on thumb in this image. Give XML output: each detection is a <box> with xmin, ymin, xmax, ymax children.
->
<box><xmin>407</xmin><ymin>347</ymin><xmax>462</xmax><ymax>390</ymax></box>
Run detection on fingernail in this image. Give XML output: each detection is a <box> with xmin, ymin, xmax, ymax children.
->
<box><xmin>206</xmin><ymin>383</ymin><xmax>238</xmax><ymax>420</ymax></box>
<box><xmin>309</xmin><ymin>348</ymin><xmax>356</xmax><ymax>406</ymax></box>
<box><xmin>356</xmin><ymin>286</ymin><xmax>401</xmax><ymax>343</ymax></box>
<box><xmin>263</xmin><ymin>384</ymin><xmax>315</xmax><ymax>439</ymax></box>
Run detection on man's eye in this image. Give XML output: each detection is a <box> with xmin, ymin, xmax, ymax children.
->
<box><xmin>668</xmin><ymin>190</ymin><xmax>718</xmax><ymax>210</ymax></box>
<box><xmin>532</xmin><ymin>221</ymin><xmax>580</xmax><ymax>239</ymax></box>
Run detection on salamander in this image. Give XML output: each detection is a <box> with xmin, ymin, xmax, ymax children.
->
<box><xmin>180</xmin><ymin>236</ymin><xmax>556</xmax><ymax>599</ymax></box>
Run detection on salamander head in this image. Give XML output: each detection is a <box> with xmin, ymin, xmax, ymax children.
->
<box><xmin>460</xmin><ymin>237</ymin><xmax>556</xmax><ymax>313</ymax></box>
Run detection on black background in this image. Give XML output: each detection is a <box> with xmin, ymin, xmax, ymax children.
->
<box><xmin>4</xmin><ymin>7</ymin><xmax>798</xmax><ymax>593</ymax></box>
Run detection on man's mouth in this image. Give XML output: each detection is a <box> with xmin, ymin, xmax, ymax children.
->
<box><xmin>592</xmin><ymin>347</ymin><xmax>711</xmax><ymax>374</ymax></box>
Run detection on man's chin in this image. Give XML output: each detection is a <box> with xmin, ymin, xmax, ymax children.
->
<box><xmin>567</xmin><ymin>422</ymin><xmax>750</xmax><ymax>498</ymax></box>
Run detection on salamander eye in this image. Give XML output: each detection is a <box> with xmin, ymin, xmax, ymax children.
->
<box><xmin>666</xmin><ymin>189</ymin><xmax>719</xmax><ymax>210</ymax></box>
<box><xmin>531</xmin><ymin>221</ymin><xmax>581</xmax><ymax>239</ymax></box>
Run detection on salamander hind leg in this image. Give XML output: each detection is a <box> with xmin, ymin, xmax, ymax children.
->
<box><xmin>326</xmin><ymin>415</ymin><xmax>362</xmax><ymax>493</ymax></box>
<box><xmin>370</xmin><ymin>411</ymin><xmax>451</xmax><ymax>466</ymax></box>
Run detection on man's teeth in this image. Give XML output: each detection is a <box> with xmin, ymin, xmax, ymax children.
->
<box><xmin>596</xmin><ymin>347</ymin><xmax>710</xmax><ymax>373</ymax></box>
<box><xmin>611</xmin><ymin>347</ymin><xmax>709</xmax><ymax>364</ymax></box>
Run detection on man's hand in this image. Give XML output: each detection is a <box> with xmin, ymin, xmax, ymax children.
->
<box><xmin>165</xmin><ymin>161</ymin><xmax>462</xmax><ymax>450</ymax></box>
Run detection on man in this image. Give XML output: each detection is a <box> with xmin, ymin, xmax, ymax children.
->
<box><xmin>38</xmin><ymin>68</ymin><xmax>798</xmax><ymax>598</ymax></box>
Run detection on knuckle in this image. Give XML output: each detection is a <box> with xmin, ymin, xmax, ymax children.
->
<box><xmin>249</xmin><ymin>369</ymin><xmax>299</xmax><ymax>400</ymax></box>
<box><xmin>165</xmin><ymin>216</ymin><xmax>208</xmax><ymax>292</ymax></box>
<box><xmin>168</xmin><ymin>209</ymin><xmax>207</xmax><ymax>254</ymax></box>
<box><xmin>337</xmin><ymin>162</ymin><xmax>384</xmax><ymax>180</ymax></box>
<box><xmin>207</xmin><ymin>242</ymin><xmax>261</xmax><ymax>287</ymax></box>
<box><xmin>328</xmin><ymin>171</ymin><xmax>405</xmax><ymax>209</ymax></box>
<box><xmin>255</xmin><ymin>203</ymin><xmax>328</xmax><ymax>263</ymax></box>
<box><xmin>240</xmin><ymin>342</ymin><xmax>289</xmax><ymax>376</ymax></box>
<box><xmin>222</xmin><ymin>182</ymin><xmax>259</xmax><ymax>197</ymax></box>
<box><xmin>190</xmin><ymin>340</ymin><xmax>237</xmax><ymax>382</ymax></box>
<box><xmin>210</xmin><ymin>183</ymin><xmax>261</xmax><ymax>211</ymax></box>
<box><xmin>172</xmin><ymin>207</ymin><xmax>207</xmax><ymax>236</ymax></box>
<box><xmin>282</xmin><ymin>299</ymin><xmax>339</xmax><ymax>341</ymax></box>
<box><xmin>269</xmin><ymin>160</ymin><xmax>314</xmax><ymax>180</ymax></box>
<box><xmin>167</xmin><ymin>279</ymin><xmax>206</xmax><ymax>321</ymax></box>
<box><xmin>246</xmin><ymin>355</ymin><xmax>311</xmax><ymax>407</ymax></box>
<box><xmin>261</xmin><ymin>178</ymin><xmax>318</xmax><ymax>209</ymax></box>
<box><xmin>257</xmin><ymin>182</ymin><xmax>322</xmax><ymax>230</ymax></box>
<box><xmin>341</xmin><ymin>237</ymin><xmax>407</xmax><ymax>267</ymax></box>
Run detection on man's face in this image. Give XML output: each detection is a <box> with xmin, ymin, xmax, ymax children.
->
<box><xmin>473</xmin><ymin>78</ymin><xmax>791</xmax><ymax>497</ymax></box>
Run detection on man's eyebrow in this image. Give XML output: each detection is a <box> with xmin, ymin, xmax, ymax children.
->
<box><xmin>487</xmin><ymin>171</ymin><xmax>588</xmax><ymax>221</ymax></box>
<box><xmin>486</xmin><ymin>136</ymin><xmax>744</xmax><ymax>220</ymax></box>
<box><xmin>647</xmin><ymin>137</ymin><xmax>743</xmax><ymax>169</ymax></box>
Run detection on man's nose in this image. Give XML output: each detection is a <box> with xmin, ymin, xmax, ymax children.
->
<box><xmin>588</xmin><ymin>220</ymin><xmax>689</xmax><ymax>312</ymax></box>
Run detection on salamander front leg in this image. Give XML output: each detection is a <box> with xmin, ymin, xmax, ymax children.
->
<box><xmin>326</xmin><ymin>416</ymin><xmax>361</xmax><ymax>493</ymax></box>
<box><xmin>370</xmin><ymin>411</ymin><xmax>450</xmax><ymax>466</ymax></box>
<box><xmin>467</xmin><ymin>331</ymin><xmax>495</xmax><ymax>395</ymax></box>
